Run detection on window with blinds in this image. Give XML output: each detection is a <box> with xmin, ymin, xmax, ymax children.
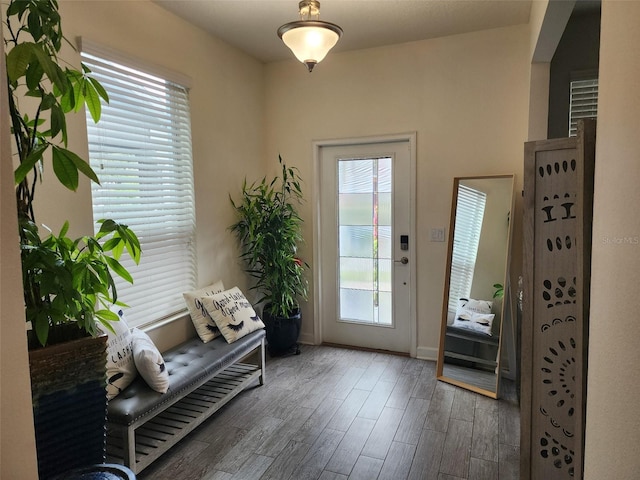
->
<box><xmin>569</xmin><ymin>78</ymin><xmax>598</xmax><ymax>137</ymax></box>
<box><xmin>448</xmin><ymin>185</ymin><xmax>486</xmax><ymax>316</ymax></box>
<box><xmin>82</xmin><ymin>50</ymin><xmax>196</xmax><ymax>328</ymax></box>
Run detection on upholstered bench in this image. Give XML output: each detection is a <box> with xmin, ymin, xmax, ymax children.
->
<box><xmin>106</xmin><ymin>329</ymin><xmax>265</xmax><ymax>474</ymax></box>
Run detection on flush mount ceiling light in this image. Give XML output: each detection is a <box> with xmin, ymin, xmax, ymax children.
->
<box><xmin>277</xmin><ymin>0</ymin><xmax>343</xmax><ymax>72</ymax></box>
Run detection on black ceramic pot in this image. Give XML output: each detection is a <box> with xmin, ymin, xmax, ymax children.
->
<box><xmin>262</xmin><ymin>304</ymin><xmax>302</xmax><ymax>357</ymax></box>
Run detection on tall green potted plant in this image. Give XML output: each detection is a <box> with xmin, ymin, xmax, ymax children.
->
<box><xmin>4</xmin><ymin>1</ymin><xmax>140</xmax><ymax>477</ymax></box>
<box><xmin>230</xmin><ymin>155</ymin><xmax>309</xmax><ymax>356</ymax></box>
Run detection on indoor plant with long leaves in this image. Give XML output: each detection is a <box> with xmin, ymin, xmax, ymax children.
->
<box><xmin>4</xmin><ymin>1</ymin><xmax>140</xmax><ymax>477</ymax></box>
<box><xmin>230</xmin><ymin>155</ymin><xmax>309</xmax><ymax>356</ymax></box>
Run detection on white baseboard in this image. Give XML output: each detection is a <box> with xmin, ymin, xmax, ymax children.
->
<box><xmin>298</xmin><ymin>332</ymin><xmax>315</xmax><ymax>345</ymax></box>
<box><xmin>416</xmin><ymin>346</ymin><xmax>439</xmax><ymax>362</ymax></box>
<box><xmin>297</xmin><ymin>337</ymin><xmax>440</xmax><ymax>363</ymax></box>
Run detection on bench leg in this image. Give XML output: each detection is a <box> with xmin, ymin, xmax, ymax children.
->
<box><xmin>122</xmin><ymin>425</ymin><xmax>137</xmax><ymax>473</ymax></box>
<box><xmin>258</xmin><ymin>337</ymin><xmax>266</xmax><ymax>385</ymax></box>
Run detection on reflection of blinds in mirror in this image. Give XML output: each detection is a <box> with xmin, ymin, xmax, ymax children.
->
<box><xmin>448</xmin><ymin>185</ymin><xmax>487</xmax><ymax>315</ymax></box>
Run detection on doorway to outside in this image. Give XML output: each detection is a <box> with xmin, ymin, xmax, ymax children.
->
<box><xmin>314</xmin><ymin>134</ymin><xmax>416</xmax><ymax>356</ymax></box>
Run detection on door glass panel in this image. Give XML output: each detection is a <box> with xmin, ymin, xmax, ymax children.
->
<box><xmin>379</xmin><ymin>259</ymin><xmax>392</xmax><ymax>292</ymax></box>
<box><xmin>339</xmin><ymin>257</ymin><xmax>374</xmax><ymax>290</ymax></box>
<box><xmin>378</xmin><ymin>226</ymin><xmax>392</xmax><ymax>259</ymax></box>
<box><xmin>378</xmin><ymin>193</ymin><xmax>392</xmax><ymax>225</ymax></box>
<box><xmin>379</xmin><ymin>291</ymin><xmax>392</xmax><ymax>326</ymax></box>
<box><xmin>378</xmin><ymin>259</ymin><xmax>393</xmax><ymax>325</ymax></box>
<box><xmin>338</xmin><ymin>156</ymin><xmax>393</xmax><ymax>326</ymax></box>
<box><xmin>339</xmin><ymin>226</ymin><xmax>373</xmax><ymax>257</ymax></box>
<box><xmin>339</xmin><ymin>193</ymin><xmax>374</xmax><ymax>225</ymax></box>
<box><xmin>339</xmin><ymin>160</ymin><xmax>374</xmax><ymax>192</ymax></box>
<box><xmin>340</xmin><ymin>289</ymin><xmax>373</xmax><ymax>322</ymax></box>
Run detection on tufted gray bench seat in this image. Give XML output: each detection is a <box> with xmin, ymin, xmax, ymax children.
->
<box><xmin>106</xmin><ymin>329</ymin><xmax>265</xmax><ymax>474</ymax></box>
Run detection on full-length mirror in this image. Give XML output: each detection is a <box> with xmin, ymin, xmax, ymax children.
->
<box><xmin>436</xmin><ymin>175</ymin><xmax>515</xmax><ymax>398</ymax></box>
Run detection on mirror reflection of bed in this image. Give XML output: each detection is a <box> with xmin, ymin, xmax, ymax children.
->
<box><xmin>436</xmin><ymin>175</ymin><xmax>516</xmax><ymax>398</ymax></box>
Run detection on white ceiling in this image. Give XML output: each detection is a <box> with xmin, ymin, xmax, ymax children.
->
<box><xmin>153</xmin><ymin>0</ymin><xmax>532</xmax><ymax>64</ymax></box>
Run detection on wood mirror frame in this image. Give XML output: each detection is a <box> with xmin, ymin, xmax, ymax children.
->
<box><xmin>436</xmin><ymin>175</ymin><xmax>516</xmax><ymax>398</ymax></box>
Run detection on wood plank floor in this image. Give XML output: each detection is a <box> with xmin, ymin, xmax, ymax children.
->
<box><xmin>137</xmin><ymin>344</ymin><xmax>520</xmax><ymax>480</ymax></box>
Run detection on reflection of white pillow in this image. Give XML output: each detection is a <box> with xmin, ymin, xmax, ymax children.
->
<box><xmin>453</xmin><ymin>310</ymin><xmax>495</xmax><ymax>336</ymax></box>
<box><xmin>103</xmin><ymin>307</ymin><xmax>136</xmax><ymax>400</ymax></box>
<box><xmin>456</xmin><ymin>298</ymin><xmax>492</xmax><ymax>316</ymax></box>
<box><xmin>183</xmin><ymin>281</ymin><xmax>225</xmax><ymax>343</ymax></box>
<box><xmin>200</xmin><ymin>287</ymin><xmax>265</xmax><ymax>344</ymax></box>
<box><xmin>131</xmin><ymin>328</ymin><xmax>169</xmax><ymax>394</ymax></box>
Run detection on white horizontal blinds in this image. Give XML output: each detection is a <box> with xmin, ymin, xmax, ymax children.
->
<box><xmin>82</xmin><ymin>51</ymin><xmax>196</xmax><ymax>328</ymax></box>
<box><xmin>569</xmin><ymin>78</ymin><xmax>598</xmax><ymax>136</ymax></box>
<box><xmin>448</xmin><ymin>184</ymin><xmax>486</xmax><ymax>316</ymax></box>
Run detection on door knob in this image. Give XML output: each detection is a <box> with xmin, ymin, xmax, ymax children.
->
<box><xmin>394</xmin><ymin>257</ymin><xmax>409</xmax><ymax>265</ymax></box>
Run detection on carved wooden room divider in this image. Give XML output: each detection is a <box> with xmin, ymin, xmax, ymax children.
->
<box><xmin>521</xmin><ymin>119</ymin><xmax>596</xmax><ymax>480</ymax></box>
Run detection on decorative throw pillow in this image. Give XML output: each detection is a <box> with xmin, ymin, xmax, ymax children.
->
<box><xmin>183</xmin><ymin>280</ymin><xmax>225</xmax><ymax>343</ymax></box>
<box><xmin>102</xmin><ymin>307</ymin><xmax>137</xmax><ymax>400</ymax></box>
<box><xmin>200</xmin><ymin>287</ymin><xmax>265</xmax><ymax>344</ymax></box>
<box><xmin>453</xmin><ymin>310</ymin><xmax>496</xmax><ymax>336</ymax></box>
<box><xmin>456</xmin><ymin>297</ymin><xmax>493</xmax><ymax>317</ymax></box>
<box><xmin>130</xmin><ymin>328</ymin><xmax>169</xmax><ymax>394</ymax></box>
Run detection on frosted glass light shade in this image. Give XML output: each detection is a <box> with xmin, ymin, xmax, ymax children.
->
<box><xmin>278</xmin><ymin>20</ymin><xmax>342</xmax><ymax>71</ymax></box>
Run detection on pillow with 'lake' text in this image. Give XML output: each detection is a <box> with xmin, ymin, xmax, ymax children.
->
<box><xmin>102</xmin><ymin>307</ymin><xmax>137</xmax><ymax>400</ymax></box>
<box><xmin>456</xmin><ymin>297</ymin><xmax>493</xmax><ymax>316</ymax></box>
<box><xmin>200</xmin><ymin>287</ymin><xmax>265</xmax><ymax>344</ymax></box>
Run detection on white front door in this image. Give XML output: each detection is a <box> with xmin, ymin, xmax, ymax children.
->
<box><xmin>318</xmin><ymin>138</ymin><xmax>414</xmax><ymax>354</ymax></box>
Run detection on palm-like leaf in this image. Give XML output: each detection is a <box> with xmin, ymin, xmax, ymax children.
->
<box><xmin>230</xmin><ymin>156</ymin><xmax>308</xmax><ymax>318</ymax></box>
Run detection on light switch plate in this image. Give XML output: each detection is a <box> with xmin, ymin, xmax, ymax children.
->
<box><xmin>430</xmin><ymin>227</ymin><xmax>445</xmax><ymax>242</ymax></box>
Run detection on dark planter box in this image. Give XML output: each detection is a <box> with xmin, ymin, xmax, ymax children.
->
<box><xmin>29</xmin><ymin>332</ymin><xmax>108</xmax><ymax>480</ymax></box>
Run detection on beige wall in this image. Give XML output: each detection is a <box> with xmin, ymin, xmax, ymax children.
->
<box><xmin>265</xmin><ymin>25</ymin><xmax>529</xmax><ymax>357</ymax></box>
<box><xmin>526</xmin><ymin>0</ymin><xmax>575</xmax><ymax>142</ymax></box>
<box><xmin>527</xmin><ymin>1</ymin><xmax>550</xmax><ymax>140</ymax></box>
<box><xmin>529</xmin><ymin>0</ymin><xmax>550</xmax><ymax>61</ymax></box>
<box><xmin>584</xmin><ymin>1</ymin><xmax>640</xmax><ymax>478</ymax></box>
<box><xmin>0</xmin><ymin>17</ymin><xmax>39</xmax><ymax>479</ymax></box>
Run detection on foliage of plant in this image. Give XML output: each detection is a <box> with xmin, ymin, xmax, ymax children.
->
<box><xmin>230</xmin><ymin>155</ymin><xmax>309</xmax><ymax>319</ymax></box>
<box><xmin>4</xmin><ymin>0</ymin><xmax>141</xmax><ymax>346</ymax></box>
<box><xmin>22</xmin><ymin>219</ymin><xmax>141</xmax><ymax>346</ymax></box>
<box><xmin>5</xmin><ymin>0</ymin><xmax>107</xmax><ymax>220</ymax></box>
<box><xmin>493</xmin><ymin>283</ymin><xmax>504</xmax><ymax>299</ymax></box>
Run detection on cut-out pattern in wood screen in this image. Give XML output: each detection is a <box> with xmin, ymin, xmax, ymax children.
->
<box><xmin>522</xmin><ymin>119</ymin><xmax>596</xmax><ymax>480</ymax></box>
<box><xmin>534</xmin><ymin>152</ymin><xmax>579</xmax><ymax>478</ymax></box>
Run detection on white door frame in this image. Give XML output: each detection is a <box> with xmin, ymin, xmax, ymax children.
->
<box><xmin>312</xmin><ymin>132</ymin><xmax>417</xmax><ymax>358</ymax></box>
